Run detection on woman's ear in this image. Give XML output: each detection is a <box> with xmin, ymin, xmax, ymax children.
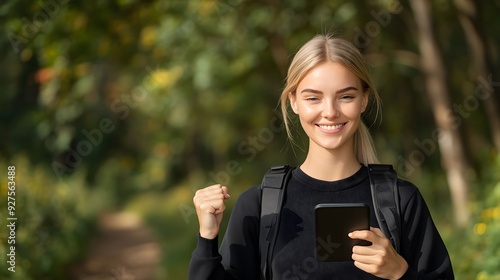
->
<box><xmin>361</xmin><ymin>91</ymin><xmax>369</xmax><ymax>113</ymax></box>
<box><xmin>289</xmin><ymin>92</ymin><xmax>299</xmax><ymax>114</ymax></box>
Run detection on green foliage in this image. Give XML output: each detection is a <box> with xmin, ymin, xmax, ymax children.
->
<box><xmin>445</xmin><ymin>155</ymin><xmax>500</xmax><ymax>280</ymax></box>
<box><xmin>0</xmin><ymin>156</ymin><xmax>111</xmax><ymax>279</ymax></box>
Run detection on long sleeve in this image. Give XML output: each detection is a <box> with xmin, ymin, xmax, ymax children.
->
<box><xmin>188</xmin><ymin>234</ymin><xmax>227</xmax><ymax>280</ymax></box>
<box><xmin>398</xmin><ymin>180</ymin><xmax>454</xmax><ymax>279</ymax></box>
<box><xmin>189</xmin><ymin>172</ymin><xmax>455</xmax><ymax>279</ymax></box>
<box><xmin>188</xmin><ymin>186</ymin><xmax>261</xmax><ymax>280</ymax></box>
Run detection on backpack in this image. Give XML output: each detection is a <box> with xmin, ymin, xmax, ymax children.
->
<box><xmin>258</xmin><ymin>164</ymin><xmax>401</xmax><ymax>280</ymax></box>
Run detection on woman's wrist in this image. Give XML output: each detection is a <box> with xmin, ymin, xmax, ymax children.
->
<box><xmin>391</xmin><ymin>258</ymin><xmax>409</xmax><ymax>280</ymax></box>
<box><xmin>199</xmin><ymin>229</ymin><xmax>218</xmax><ymax>240</ymax></box>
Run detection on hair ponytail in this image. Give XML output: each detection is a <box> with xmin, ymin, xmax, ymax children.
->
<box><xmin>354</xmin><ymin>121</ymin><xmax>379</xmax><ymax>165</ymax></box>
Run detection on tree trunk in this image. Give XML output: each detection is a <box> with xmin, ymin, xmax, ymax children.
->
<box><xmin>410</xmin><ymin>0</ymin><xmax>471</xmax><ymax>227</ymax></box>
<box><xmin>453</xmin><ymin>0</ymin><xmax>500</xmax><ymax>153</ymax></box>
<box><xmin>268</xmin><ymin>34</ymin><xmax>289</xmax><ymax>76</ymax></box>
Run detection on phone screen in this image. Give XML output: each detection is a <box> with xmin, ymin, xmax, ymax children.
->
<box><xmin>315</xmin><ymin>203</ymin><xmax>370</xmax><ymax>262</ymax></box>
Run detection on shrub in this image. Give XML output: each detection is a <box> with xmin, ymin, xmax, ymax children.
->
<box><xmin>0</xmin><ymin>155</ymin><xmax>110</xmax><ymax>279</ymax></box>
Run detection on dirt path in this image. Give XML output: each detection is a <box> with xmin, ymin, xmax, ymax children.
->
<box><xmin>69</xmin><ymin>212</ymin><xmax>161</xmax><ymax>280</ymax></box>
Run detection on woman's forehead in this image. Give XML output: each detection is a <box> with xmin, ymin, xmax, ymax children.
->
<box><xmin>297</xmin><ymin>62</ymin><xmax>362</xmax><ymax>90</ymax></box>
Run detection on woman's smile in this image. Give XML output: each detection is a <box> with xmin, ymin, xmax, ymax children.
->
<box><xmin>317</xmin><ymin>123</ymin><xmax>347</xmax><ymax>133</ymax></box>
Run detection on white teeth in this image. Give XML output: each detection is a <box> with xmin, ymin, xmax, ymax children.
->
<box><xmin>319</xmin><ymin>124</ymin><xmax>344</xmax><ymax>130</ymax></box>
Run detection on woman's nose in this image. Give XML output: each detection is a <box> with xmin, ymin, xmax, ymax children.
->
<box><xmin>322</xmin><ymin>102</ymin><xmax>339</xmax><ymax>118</ymax></box>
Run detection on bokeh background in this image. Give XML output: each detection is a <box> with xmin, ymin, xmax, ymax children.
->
<box><xmin>1</xmin><ymin>0</ymin><xmax>500</xmax><ymax>279</ymax></box>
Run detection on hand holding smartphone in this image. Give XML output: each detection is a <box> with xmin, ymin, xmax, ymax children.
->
<box><xmin>315</xmin><ymin>203</ymin><xmax>371</xmax><ymax>262</ymax></box>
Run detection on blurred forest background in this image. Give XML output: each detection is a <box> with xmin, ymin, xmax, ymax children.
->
<box><xmin>1</xmin><ymin>0</ymin><xmax>500</xmax><ymax>279</ymax></box>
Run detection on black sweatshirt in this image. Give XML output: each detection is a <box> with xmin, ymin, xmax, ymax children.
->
<box><xmin>189</xmin><ymin>166</ymin><xmax>454</xmax><ymax>279</ymax></box>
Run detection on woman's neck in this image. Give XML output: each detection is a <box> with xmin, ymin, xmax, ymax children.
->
<box><xmin>300</xmin><ymin>146</ymin><xmax>361</xmax><ymax>182</ymax></box>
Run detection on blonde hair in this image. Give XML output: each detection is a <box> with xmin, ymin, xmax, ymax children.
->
<box><xmin>280</xmin><ymin>34</ymin><xmax>382</xmax><ymax>165</ymax></box>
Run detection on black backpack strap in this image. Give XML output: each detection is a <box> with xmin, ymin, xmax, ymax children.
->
<box><xmin>259</xmin><ymin>165</ymin><xmax>294</xmax><ymax>280</ymax></box>
<box><xmin>368</xmin><ymin>164</ymin><xmax>401</xmax><ymax>253</ymax></box>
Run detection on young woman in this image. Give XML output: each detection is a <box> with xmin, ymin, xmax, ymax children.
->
<box><xmin>189</xmin><ymin>34</ymin><xmax>454</xmax><ymax>279</ymax></box>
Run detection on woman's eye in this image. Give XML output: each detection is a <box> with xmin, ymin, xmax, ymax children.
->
<box><xmin>340</xmin><ymin>95</ymin><xmax>355</xmax><ymax>100</ymax></box>
<box><xmin>305</xmin><ymin>97</ymin><xmax>319</xmax><ymax>101</ymax></box>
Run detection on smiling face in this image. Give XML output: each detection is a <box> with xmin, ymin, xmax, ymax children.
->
<box><xmin>289</xmin><ymin>62</ymin><xmax>368</xmax><ymax>156</ymax></box>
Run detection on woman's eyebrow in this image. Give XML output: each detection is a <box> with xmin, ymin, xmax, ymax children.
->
<box><xmin>300</xmin><ymin>88</ymin><xmax>323</xmax><ymax>94</ymax></box>
<box><xmin>336</xmin><ymin>86</ymin><xmax>358</xmax><ymax>94</ymax></box>
<box><xmin>300</xmin><ymin>86</ymin><xmax>358</xmax><ymax>94</ymax></box>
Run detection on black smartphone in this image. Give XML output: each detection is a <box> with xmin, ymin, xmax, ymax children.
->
<box><xmin>314</xmin><ymin>203</ymin><xmax>371</xmax><ymax>262</ymax></box>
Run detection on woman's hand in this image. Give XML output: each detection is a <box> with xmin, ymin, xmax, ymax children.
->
<box><xmin>349</xmin><ymin>227</ymin><xmax>408</xmax><ymax>279</ymax></box>
<box><xmin>193</xmin><ymin>184</ymin><xmax>230</xmax><ymax>239</ymax></box>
